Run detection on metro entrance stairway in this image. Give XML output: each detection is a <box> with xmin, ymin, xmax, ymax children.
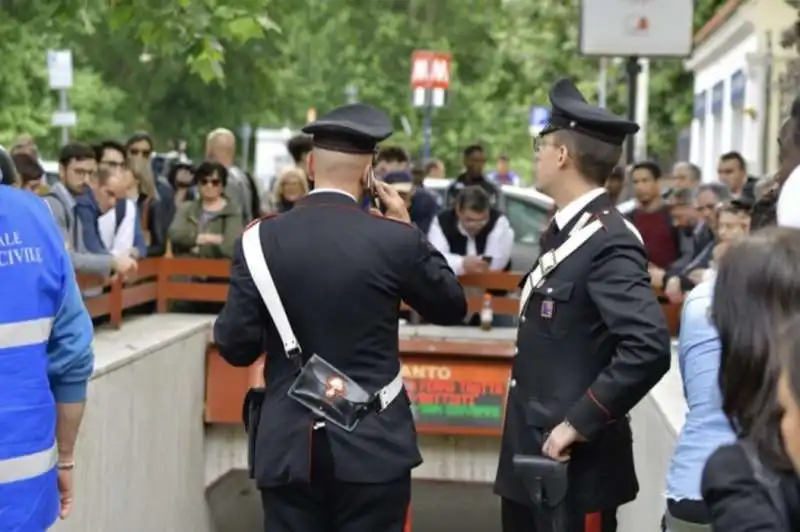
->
<box><xmin>55</xmin><ymin>256</ymin><xmax>684</xmax><ymax>532</ymax></box>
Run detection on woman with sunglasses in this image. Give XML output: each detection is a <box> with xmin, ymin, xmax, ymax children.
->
<box><xmin>168</xmin><ymin>160</ymin><xmax>243</xmax><ymax>260</ymax></box>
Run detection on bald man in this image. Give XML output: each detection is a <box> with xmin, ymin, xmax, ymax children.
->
<box><xmin>206</xmin><ymin>128</ymin><xmax>254</xmax><ymax>223</ymax></box>
<box><xmin>214</xmin><ymin>103</ymin><xmax>467</xmax><ymax>532</ymax></box>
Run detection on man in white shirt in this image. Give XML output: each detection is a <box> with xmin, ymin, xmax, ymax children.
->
<box><xmin>96</xmin><ymin>140</ymin><xmax>139</xmax><ymax>257</ymax></box>
<box><xmin>427</xmin><ymin>185</ymin><xmax>514</xmax><ymax>275</ymax></box>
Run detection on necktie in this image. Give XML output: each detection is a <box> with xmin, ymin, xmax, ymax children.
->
<box><xmin>541</xmin><ymin>218</ymin><xmax>560</xmax><ymax>252</ymax></box>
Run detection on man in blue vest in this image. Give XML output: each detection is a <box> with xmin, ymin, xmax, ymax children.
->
<box><xmin>0</xmin><ymin>150</ymin><xmax>95</xmax><ymax>530</ymax></box>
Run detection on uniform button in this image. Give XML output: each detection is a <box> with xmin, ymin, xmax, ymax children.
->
<box><xmin>546</xmin><ymin>287</ymin><xmax>553</xmax><ymax>294</ymax></box>
<box><xmin>509</xmin><ymin>378</ymin><xmax>517</xmax><ymax>388</ymax></box>
<box><xmin>514</xmin><ymin>347</ymin><xmax>519</xmax><ymax>355</ymax></box>
<box><xmin>521</xmin><ymin>315</ymin><xmax>526</xmax><ymax>323</ymax></box>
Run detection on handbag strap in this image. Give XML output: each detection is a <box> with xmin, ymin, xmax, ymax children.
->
<box><xmin>241</xmin><ymin>221</ymin><xmax>301</xmax><ymax>358</ymax></box>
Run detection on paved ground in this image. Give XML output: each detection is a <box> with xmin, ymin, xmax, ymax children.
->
<box><xmin>209</xmin><ymin>471</ymin><xmax>501</xmax><ymax>532</ymax></box>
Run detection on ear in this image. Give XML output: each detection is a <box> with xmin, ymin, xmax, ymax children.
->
<box><xmin>306</xmin><ymin>152</ymin><xmax>315</xmax><ymax>180</ymax></box>
<box><xmin>556</xmin><ymin>144</ymin><xmax>569</xmax><ymax>170</ymax></box>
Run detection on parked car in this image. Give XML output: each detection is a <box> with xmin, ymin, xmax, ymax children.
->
<box><xmin>41</xmin><ymin>160</ymin><xmax>59</xmax><ymax>186</ymax></box>
<box><xmin>422</xmin><ymin>178</ymin><xmax>553</xmax><ymax>271</ymax></box>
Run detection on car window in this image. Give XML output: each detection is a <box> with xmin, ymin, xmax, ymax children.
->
<box><xmin>505</xmin><ymin>195</ymin><xmax>548</xmax><ymax>245</ymax></box>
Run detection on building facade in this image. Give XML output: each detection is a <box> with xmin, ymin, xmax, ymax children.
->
<box><xmin>686</xmin><ymin>0</ymin><xmax>796</xmax><ymax>182</ymax></box>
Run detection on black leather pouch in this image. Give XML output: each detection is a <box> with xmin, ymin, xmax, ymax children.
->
<box><xmin>287</xmin><ymin>354</ymin><xmax>374</xmax><ymax>432</ymax></box>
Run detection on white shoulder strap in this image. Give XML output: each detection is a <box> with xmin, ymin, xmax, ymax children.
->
<box><xmin>241</xmin><ymin>222</ymin><xmax>301</xmax><ymax>356</ymax></box>
<box><xmin>519</xmin><ymin>219</ymin><xmax>604</xmax><ymax>316</ymax></box>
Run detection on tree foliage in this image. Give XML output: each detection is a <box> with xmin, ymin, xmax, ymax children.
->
<box><xmin>0</xmin><ymin>0</ymin><xmax>729</xmax><ymax>178</ymax></box>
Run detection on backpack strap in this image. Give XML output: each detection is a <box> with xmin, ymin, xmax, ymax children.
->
<box><xmin>115</xmin><ymin>198</ymin><xmax>128</xmax><ymax>231</ymax></box>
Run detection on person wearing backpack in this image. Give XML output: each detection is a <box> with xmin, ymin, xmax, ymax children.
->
<box><xmin>700</xmin><ymin>228</ymin><xmax>800</xmax><ymax>532</ymax></box>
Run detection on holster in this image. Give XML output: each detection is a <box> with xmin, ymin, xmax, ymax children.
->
<box><xmin>242</xmin><ymin>387</ymin><xmax>266</xmax><ymax>479</ymax></box>
<box><xmin>287</xmin><ymin>354</ymin><xmax>375</xmax><ymax>432</ymax></box>
<box><xmin>513</xmin><ymin>454</ymin><xmax>569</xmax><ymax>532</ymax></box>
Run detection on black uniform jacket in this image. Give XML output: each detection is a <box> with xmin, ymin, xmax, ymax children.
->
<box><xmin>494</xmin><ymin>192</ymin><xmax>671</xmax><ymax>511</ymax></box>
<box><xmin>214</xmin><ymin>190</ymin><xmax>467</xmax><ymax>488</ymax></box>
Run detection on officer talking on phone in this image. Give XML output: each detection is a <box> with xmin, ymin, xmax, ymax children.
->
<box><xmin>213</xmin><ymin>103</ymin><xmax>468</xmax><ymax>532</ymax></box>
<box><xmin>493</xmin><ymin>79</ymin><xmax>671</xmax><ymax>532</ymax></box>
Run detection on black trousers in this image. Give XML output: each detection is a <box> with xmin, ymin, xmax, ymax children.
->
<box><xmin>260</xmin><ymin>427</ymin><xmax>411</xmax><ymax>532</ymax></box>
<box><xmin>501</xmin><ymin>497</ymin><xmax>617</xmax><ymax>532</ymax></box>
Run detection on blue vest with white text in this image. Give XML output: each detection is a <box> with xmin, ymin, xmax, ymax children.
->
<box><xmin>0</xmin><ymin>186</ymin><xmax>64</xmax><ymax>531</ymax></box>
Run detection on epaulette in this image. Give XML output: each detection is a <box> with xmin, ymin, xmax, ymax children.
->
<box><xmin>369</xmin><ymin>211</ymin><xmax>414</xmax><ymax>228</ymax></box>
<box><xmin>245</xmin><ymin>213</ymin><xmax>278</xmax><ymax>231</ymax></box>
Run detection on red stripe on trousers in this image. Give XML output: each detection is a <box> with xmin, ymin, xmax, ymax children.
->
<box><xmin>585</xmin><ymin>511</ymin><xmax>602</xmax><ymax>532</ymax></box>
<box><xmin>403</xmin><ymin>503</ymin><xmax>412</xmax><ymax>532</ymax></box>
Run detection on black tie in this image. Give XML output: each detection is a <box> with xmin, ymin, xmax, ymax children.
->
<box><xmin>541</xmin><ymin>218</ymin><xmax>560</xmax><ymax>251</ymax></box>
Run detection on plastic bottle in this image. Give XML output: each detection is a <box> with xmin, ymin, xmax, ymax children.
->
<box><xmin>480</xmin><ymin>293</ymin><xmax>493</xmax><ymax>331</ymax></box>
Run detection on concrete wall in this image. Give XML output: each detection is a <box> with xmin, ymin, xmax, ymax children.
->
<box><xmin>51</xmin><ymin>315</ymin><xmax>215</xmax><ymax>532</ymax></box>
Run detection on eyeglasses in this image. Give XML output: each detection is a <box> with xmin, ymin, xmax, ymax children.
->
<box><xmin>128</xmin><ymin>149</ymin><xmax>152</xmax><ymax>158</ymax></box>
<box><xmin>200</xmin><ymin>178</ymin><xmax>221</xmax><ymax>187</ymax></box>
<box><xmin>101</xmin><ymin>160</ymin><xmax>125</xmax><ymax>169</ymax></box>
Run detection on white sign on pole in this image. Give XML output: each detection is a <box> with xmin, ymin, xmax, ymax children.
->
<box><xmin>51</xmin><ymin>111</ymin><xmax>77</xmax><ymax>128</ymax></box>
<box><xmin>580</xmin><ymin>0</ymin><xmax>693</xmax><ymax>57</ymax></box>
<box><xmin>47</xmin><ymin>50</ymin><xmax>74</xmax><ymax>89</ymax></box>
<box><xmin>529</xmin><ymin>106</ymin><xmax>550</xmax><ymax>137</ymax></box>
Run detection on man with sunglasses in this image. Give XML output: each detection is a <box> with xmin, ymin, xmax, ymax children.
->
<box><xmin>214</xmin><ymin>103</ymin><xmax>467</xmax><ymax>532</ymax></box>
<box><xmin>494</xmin><ymin>78</ymin><xmax>670</xmax><ymax>532</ymax></box>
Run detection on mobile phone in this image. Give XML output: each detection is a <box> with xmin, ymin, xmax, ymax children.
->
<box><xmin>481</xmin><ymin>256</ymin><xmax>492</xmax><ymax>264</ymax></box>
<box><xmin>367</xmin><ymin>169</ymin><xmax>381</xmax><ymax>210</ymax></box>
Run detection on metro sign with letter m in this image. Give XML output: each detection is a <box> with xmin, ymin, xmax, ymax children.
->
<box><xmin>410</xmin><ymin>50</ymin><xmax>452</xmax><ymax>90</ymax></box>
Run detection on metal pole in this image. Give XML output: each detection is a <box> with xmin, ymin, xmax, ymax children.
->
<box><xmin>422</xmin><ymin>102</ymin><xmax>433</xmax><ymax>160</ymax></box>
<box><xmin>598</xmin><ymin>57</ymin><xmax>608</xmax><ymax>108</ymax></box>
<box><xmin>58</xmin><ymin>89</ymin><xmax>69</xmax><ymax>145</ymax></box>
<box><xmin>625</xmin><ymin>56</ymin><xmax>641</xmax><ymax>164</ymax></box>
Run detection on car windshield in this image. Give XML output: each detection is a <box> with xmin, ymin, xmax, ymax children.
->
<box><xmin>505</xmin><ymin>195</ymin><xmax>548</xmax><ymax>244</ymax></box>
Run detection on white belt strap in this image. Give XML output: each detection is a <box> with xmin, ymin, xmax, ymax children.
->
<box><xmin>378</xmin><ymin>368</ymin><xmax>405</xmax><ymax>411</ymax></box>
<box><xmin>242</xmin><ymin>222</ymin><xmax>300</xmax><ymax>356</ymax></box>
<box><xmin>519</xmin><ymin>219</ymin><xmax>604</xmax><ymax>315</ymax></box>
<box><xmin>242</xmin><ymin>222</ymin><xmax>404</xmax><ymax>411</ymax></box>
<box><xmin>0</xmin><ymin>442</ymin><xmax>58</xmax><ymax>484</ymax></box>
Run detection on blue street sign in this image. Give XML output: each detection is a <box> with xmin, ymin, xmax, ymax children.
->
<box><xmin>529</xmin><ymin>106</ymin><xmax>550</xmax><ymax>136</ymax></box>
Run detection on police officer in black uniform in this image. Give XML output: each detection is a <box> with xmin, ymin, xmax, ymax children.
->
<box><xmin>214</xmin><ymin>103</ymin><xmax>468</xmax><ymax>532</ymax></box>
<box><xmin>494</xmin><ymin>79</ymin><xmax>671</xmax><ymax>532</ymax></box>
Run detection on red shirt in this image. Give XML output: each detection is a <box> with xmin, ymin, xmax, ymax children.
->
<box><xmin>632</xmin><ymin>207</ymin><xmax>678</xmax><ymax>268</ymax></box>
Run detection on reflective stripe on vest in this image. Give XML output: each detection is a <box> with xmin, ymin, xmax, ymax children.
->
<box><xmin>0</xmin><ymin>442</ymin><xmax>58</xmax><ymax>484</ymax></box>
<box><xmin>0</xmin><ymin>317</ymin><xmax>53</xmax><ymax>349</ymax></box>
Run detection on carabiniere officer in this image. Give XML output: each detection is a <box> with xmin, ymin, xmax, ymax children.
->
<box><xmin>494</xmin><ymin>78</ymin><xmax>671</xmax><ymax>532</ymax></box>
<box><xmin>214</xmin><ymin>103</ymin><xmax>467</xmax><ymax>532</ymax></box>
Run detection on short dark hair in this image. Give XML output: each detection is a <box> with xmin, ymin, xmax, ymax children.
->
<box><xmin>94</xmin><ymin>139</ymin><xmax>126</xmax><ymax>163</ymax></box>
<box><xmin>498</xmin><ymin>154</ymin><xmax>509</xmax><ymax>162</ymax></box>
<box><xmin>58</xmin><ymin>142</ymin><xmax>96</xmax><ymax>167</ymax></box>
<box><xmin>286</xmin><ymin>135</ymin><xmax>313</xmax><ymax>164</ymax></box>
<box><xmin>606</xmin><ymin>166</ymin><xmax>625</xmax><ymax>181</ymax></box>
<box><xmin>716</xmin><ymin>199</ymin><xmax>752</xmax><ymax>219</ymax></box>
<box><xmin>456</xmin><ymin>186</ymin><xmax>490</xmax><ymax>212</ymax></box>
<box><xmin>713</xmin><ymin>227</ymin><xmax>800</xmax><ymax>472</ymax></box>
<box><xmin>424</xmin><ymin>159</ymin><xmax>443</xmax><ymax>175</ymax></box>
<box><xmin>553</xmin><ymin>130</ymin><xmax>623</xmax><ymax>186</ymax></box>
<box><xmin>376</xmin><ymin>146</ymin><xmax>410</xmax><ymax>165</ymax></box>
<box><xmin>11</xmin><ymin>153</ymin><xmax>43</xmax><ymax>184</ymax></box>
<box><xmin>194</xmin><ymin>160</ymin><xmax>228</xmax><ymax>188</ymax></box>
<box><xmin>720</xmin><ymin>151</ymin><xmax>746</xmax><ymax>170</ymax></box>
<box><xmin>125</xmin><ymin>132</ymin><xmax>154</xmax><ymax>151</ymax></box>
<box><xmin>463</xmin><ymin>144</ymin><xmax>484</xmax><ymax>158</ymax></box>
<box><xmin>669</xmin><ymin>187</ymin><xmax>695</xmax><ymax>206</ymax></box>
<box><xmin>697</xmin><ymin>182</ymin><xmax>731</xmax><ymax>203</ymax></box>
<box><xmin>631</xmin><ymin>161</ymin><xmax>662</xmax><ymax>180</ymax></box>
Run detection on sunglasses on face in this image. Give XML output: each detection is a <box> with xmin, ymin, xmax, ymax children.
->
<box><xmin>128</xmin><ymin>149</ymin><xmax>152</xmax><ymax>158</ymax></box>
<box><xmin>200</xmin><ymin>178</ymin><xmax>221</xmax><ymax>187</ymax></box>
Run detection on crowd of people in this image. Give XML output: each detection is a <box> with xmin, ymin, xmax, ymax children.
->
<box><xmin>10</xmin><ymin>85</ymin><xmax>800</xmax><ymax>532</ymax></box>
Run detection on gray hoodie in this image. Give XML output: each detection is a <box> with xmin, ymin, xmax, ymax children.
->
<box><xmin>43</xmin><ymin>181</ymin><xmax>113</xmax><ymax>275</ymax></box>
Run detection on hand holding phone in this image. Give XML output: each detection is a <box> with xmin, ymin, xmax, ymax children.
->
<box><xmin>373</xmin><ymin>180</ymin><xmax>411</xmax><ymax>223</ymax></box>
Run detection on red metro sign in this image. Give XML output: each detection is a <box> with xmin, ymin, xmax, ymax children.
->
<box><xmin>410</xmin><ymin>51</ymin><xmax>452</xmax><ymax>90</ymax></box>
